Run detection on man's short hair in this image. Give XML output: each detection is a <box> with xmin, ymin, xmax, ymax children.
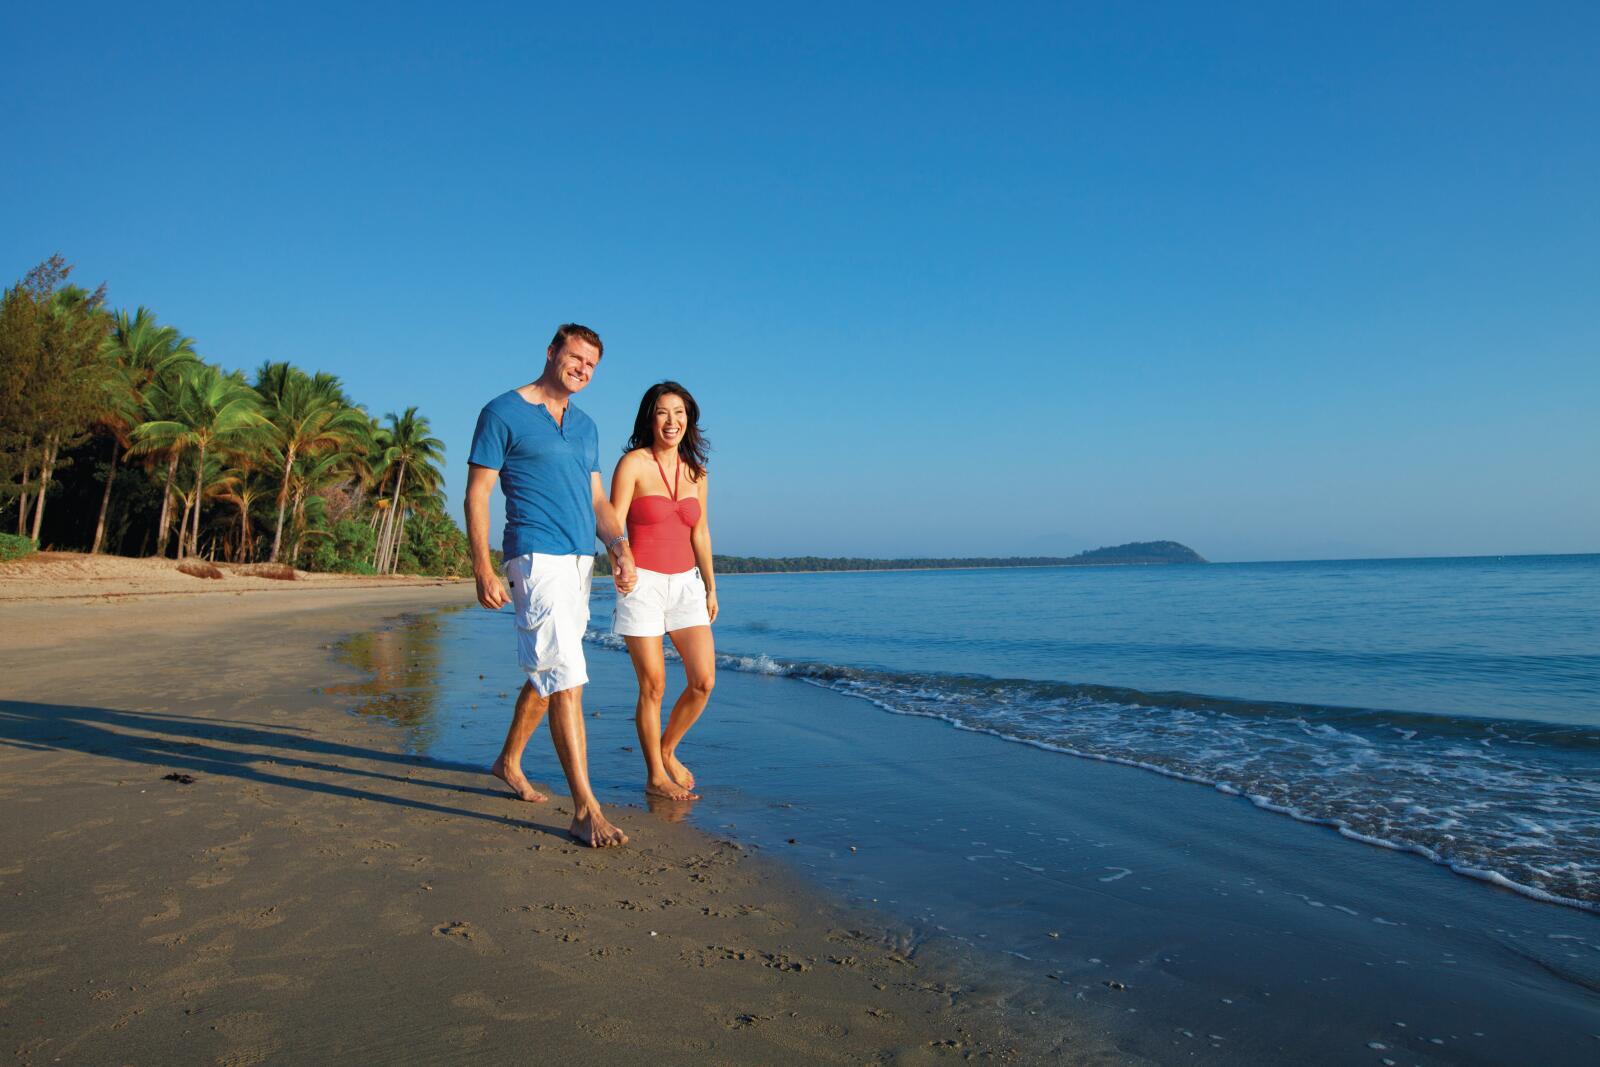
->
<box><xmin>549</xmin><ymin>323</ymin><xmax>603</xmax><ymax>359</ymax></box>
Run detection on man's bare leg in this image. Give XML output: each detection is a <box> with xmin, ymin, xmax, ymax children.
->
<box><xmin>625</xmin><ymin>636</ymin><xmax>698</xmax><ymax>800</ymax></box>
<box><xmin>546</xmin><ymin>685</ymin><xmax>628</xmax><ymax>847</ymax></box>
<box><xmin>490</xmin><ymin>680</ymin><xmax>549</xmax><ymax>802</ymax></box>
<box><xmin>661</xmin><ymin>626</ymin><xmax>716</xmax><ymax>790</ymax></box>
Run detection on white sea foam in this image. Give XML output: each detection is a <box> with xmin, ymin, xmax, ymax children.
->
<box><xmin>581</xmin><ymin>626</ymin><xmax>1600</xmax><ymax>912</ymax></box>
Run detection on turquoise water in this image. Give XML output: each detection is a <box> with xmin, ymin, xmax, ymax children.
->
<box><xmin>583</xmin><ymin>554</ymin><xmax>1600</xmax><ymax>909</ymax></box>
<box><xmin>702</xmin><ymin>554</ymin><xmax>1599</xmax><ymax>726</ymax></box>
<box><xmin>343</xmin><ymin>553</ymin><xmax>1599</xmax><ymax>1062</ymax></box>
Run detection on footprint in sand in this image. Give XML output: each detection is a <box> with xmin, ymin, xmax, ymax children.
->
<box><xmin>140</xmin><ymin>899</ymin><xmax>181</xmax><ymax>927</ymax></box>
<box><xmin>433</xmin><ymin>921</ymin><xmax>475</xmax><ymax>941</ymax></box>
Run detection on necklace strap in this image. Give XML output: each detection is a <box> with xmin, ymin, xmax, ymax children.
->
<box><xmin>652</xmin><ymin>451</ymin><xmax>679</xmax><ymax>501</ymax></box>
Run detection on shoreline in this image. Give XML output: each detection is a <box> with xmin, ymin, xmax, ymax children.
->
<box><xmin>0</xmin><ymin>585</ymin><xmax>1119</xmax><ymax>1063</ymax></box>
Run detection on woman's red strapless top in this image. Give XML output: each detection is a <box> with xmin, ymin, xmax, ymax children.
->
<box><xmin>627</xmin><ymin>494</ymin><xmax>700</xmax><ymax>573</ymax></box>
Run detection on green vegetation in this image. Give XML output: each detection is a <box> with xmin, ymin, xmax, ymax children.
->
<box><xmin>594</xmin><ymin>540</ymin><xmax>1206</xmax><ymax>575</ymax></box>
<box><xmin>0</xmin><ymin>255</ymin><xmax>469</xmax><ymax>576</ymax></box>
<box><xmin>0</xmin><ymin>533</ymin><xmax>36</xmax><ymax>561</ymax></box>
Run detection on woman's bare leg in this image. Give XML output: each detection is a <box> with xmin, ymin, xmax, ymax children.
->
<box><xmin>625</xmin><ymin>635</ymin><xmax>697</xmax><ymax>799</ymax></box>
<box><xmin>662</xmin><ymin>625</ymin><xmax>715</xmax><ymax>790</ymax></box>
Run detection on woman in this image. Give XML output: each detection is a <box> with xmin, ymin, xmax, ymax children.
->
<box><xmin>611</xmin><ymin>381</ymin><xmax>717</xmax><ymax>801</ymax></box>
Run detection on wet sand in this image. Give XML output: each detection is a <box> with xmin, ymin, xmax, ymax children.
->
<box><xmin>0</xmin><ymin>583</ymin><xmax>1121</xmax><ymax>1065</ymax></box>
<box><xmin>404</xmin><ymin>605</ymin><xmax>1600</xmax><ymax>1066</ymax></box>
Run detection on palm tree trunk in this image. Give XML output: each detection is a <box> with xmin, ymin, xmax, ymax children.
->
<box><xmin>29</xmin><ymin>437</ymin><xmax>57</xmax><ymax>543</ymax></box>
<box><xmin>393</xmin><ymin>508</ymin><xmax>409</xmax><ymax>574</ymax></box>
<box><xmin>269</xmin><ymin>445</ymin><xmax>296</xmax><ymax>563</ymax></box>
<box><xmin>289</xmin><ymin>486</ymin><xmax>306</xmax><ymax>565</ymax></box>
<box><xmin>175</xmin><ymin>486</ymin><xmax>195</xmax><ymax>561</ymax></box>
<box><xmin>377</xmin><ymin>459</ymin><xmax>408</xmax><ymax>573</ymax></box>
<box><xmin>16</xmin><ymin>458</ymin><xmax>31</xmax><ymax>536</ymax></box>
<box><xmin>155</xmin><ymin>451</ymin><xmax>180</xmax><ymax>557</ymax></box>
<box><xmin>189</xmin><ymin>440</ymin><xmax>207</xmax><ymax>558</ymax></box>
<box><xmin>91</xmin><ymin>438</ymin><xmax>120</xmax><ymax>554</ymax></box>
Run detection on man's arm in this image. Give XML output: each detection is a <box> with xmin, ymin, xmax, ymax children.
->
<box><xmin>466</xmin><ymin>463</ymin><xmax>509</xmax><ymax>610</ymax></box>
<box><xmin>592</xmin><ymin>471</ymin><xmax>637</xmax><ymax>595</ymax></box>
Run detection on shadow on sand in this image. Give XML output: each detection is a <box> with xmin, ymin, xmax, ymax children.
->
<box><xmin>0</xmin><ymin>699</ymin><xmax>572</xmax><ymax>839</ymax></box>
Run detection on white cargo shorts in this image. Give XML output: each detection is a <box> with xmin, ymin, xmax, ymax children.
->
<box><xmin>506</xmin><ymin>552</ymin><xmax>593</xmax><ymax>696</ymax></box>
<box><xmin>612</xmin><ymin>567</ymin><xmax>711</xmax><ymax>637</ymax></box>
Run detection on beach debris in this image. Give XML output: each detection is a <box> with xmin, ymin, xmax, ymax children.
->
<box><xmin>650</xmin><ymin>930</ymin><xmax>658</xmax><ymax>937</ymax></box>
<box><xmin>235</xmin><ymin>562</ymin><xmax>295</xmax><ymax>580</ymax></box>
<box><xmin>1103</xmin><ymin>980</ymin><xmax>1127</xmax><ymax>991</ymax></box>
<box><xmin>162</xmin><ymin>773</ymin><xmax>197</xmax><ymax>784</ymax></box>
<box><xmin>176</xmin><ymin>560</ymin><xmax>223</xmax><ymax>580</ymax></box>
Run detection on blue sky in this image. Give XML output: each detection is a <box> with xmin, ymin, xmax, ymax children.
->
<box><xmin>6</xmin><ymin>2</ymin><xmax>1597</xmax><ymax>561</ymax></box>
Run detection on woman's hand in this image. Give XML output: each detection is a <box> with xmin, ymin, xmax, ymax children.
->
<box><xmin>705</xmin><ymin>588</ymin><xmax>718</xmax><ymax>624</ymax></box>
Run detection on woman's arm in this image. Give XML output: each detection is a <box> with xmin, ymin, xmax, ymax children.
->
<box><xmin>690</xmin><ymin>473</ymin><xmax>717</xmax><ymax>623</ymax></box>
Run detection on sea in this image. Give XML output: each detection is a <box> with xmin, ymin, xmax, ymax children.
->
<box><xmin>591</xmin><ymin>553</ymin><xmax>1600</xmax><ymax>911</ymax></box>
<box><xmin>339</xmin><ymin>552</ymin><xmax>1600</xmax><ymax>1063</ymax></box>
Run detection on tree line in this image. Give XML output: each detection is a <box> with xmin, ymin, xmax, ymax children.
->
<box><xmin>0</xmin><ymin>255</ymin><xmax>470</xmax><ymax>576</ymax></box>
<box><xmin>592</xmin><ymin>541</ymin><xmax>1206</xmax><ymax>575</ymax></box>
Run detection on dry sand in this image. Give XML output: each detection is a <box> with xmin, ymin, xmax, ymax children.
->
<box><xmin>0</xmin><ymin>550</ymin><xmax>464</xmax><ymax>602</ymax></box>
<box><xmin>0</xmin><ymin>558</ymin><xmax>1111</xmax><ymax>1064</ymax></box>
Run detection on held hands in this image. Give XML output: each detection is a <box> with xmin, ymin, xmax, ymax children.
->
<box><xmin>611</xmin><ymin>544</ymin><xmax>638</xmax><ymax>596</ymax></box>
<box><xmin>475</xmin><ymin>568</ymin><xmax>510</xmax><ymax>610</ymax></box>
<box><xmin>706</xmin><ymin>588</ymin><xmax>719</xmax><ymax>624</ymax></box>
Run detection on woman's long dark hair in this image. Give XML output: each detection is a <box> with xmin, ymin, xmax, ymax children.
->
<box><xmin>625</xmin><ymin>380</ymin><xmax>711</xmax><ymax>479</ymax></box>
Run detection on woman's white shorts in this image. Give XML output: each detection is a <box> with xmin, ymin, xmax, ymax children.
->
<box><xmin>613</xmin><ymin>566</ymin><xmax>711</xmax><ymax>637</ymax></box>
<box><xmin>506</xmin><ymin>552</ymin><xmax>593</xmax><ymax>696</ymax></box>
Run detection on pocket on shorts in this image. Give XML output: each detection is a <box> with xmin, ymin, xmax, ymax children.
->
<box><xmin>514</xmin><ymin>569</ymin><xmax>564</xmax><ymax>672</ymax></box>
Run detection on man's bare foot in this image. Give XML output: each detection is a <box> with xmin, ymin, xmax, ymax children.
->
<box><xmin>490</xmin><ymin>757</ymin><xmax>547</xmax><ymax>803</ymax></box>
<box><xmin>645</xmin><ymin>775</ymin><xmax>699</xmax><ymax>801</ymax></box>
<box><xmin>570</xmin><ymin>805</ymin><xmax>628</xmax><ymax>848</ymax></box>
<box><xmin>664</xmin><ymin>750</ymin><xmax>695</xmax><ymax>790</ymax></box>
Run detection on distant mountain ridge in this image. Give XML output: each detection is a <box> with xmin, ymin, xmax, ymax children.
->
<box><xmin>631</xmin><ymin>540</ymin><xmax>1207</xmax><ymax>575</ymax></box>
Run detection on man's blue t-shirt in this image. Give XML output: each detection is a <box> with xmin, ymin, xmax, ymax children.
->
<box><xmin>468</xmin><ymin>391</ymin><xmax>601</xmax><ymax>559</ymax></box>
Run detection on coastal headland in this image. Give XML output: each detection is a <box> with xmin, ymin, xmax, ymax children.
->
<box><xmin>0</xmin><ymin>563</ymin><xmax>1122</xmax><ymax>1064</ymax></box>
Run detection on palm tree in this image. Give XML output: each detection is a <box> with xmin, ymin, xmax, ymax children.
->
<box><xmin>209</xmin><ymin>457</ymin><xmax>272</xmax><ymax>562</ymax></box>
<box><xmin>373</xmin><ymin>407</ymin><xmax>445</xmax><ymax>574</ymax></box>
<box><xmin>255</xmin><ymin>362</ymin><xmax>369</xmax><ymax>562</ymax></box>
<box><xmin>91</xmin><ymin>308</ymin><xmax>197</xmax><ymax>553</ymax></box>
<box><xmin>133</xmin><ymin>364</ymin><xmax>266</xmax><ymax>558</ymax></box>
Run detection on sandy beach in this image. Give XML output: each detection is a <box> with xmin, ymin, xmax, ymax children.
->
<box><xmin>0</xmin><ymin>557</ymin><xmax>1117</xmax><ymax>1065</ymax></box>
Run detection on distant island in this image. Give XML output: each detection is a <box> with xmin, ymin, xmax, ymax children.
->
<box><xmin>595</xmin><ymin>540</ymin><xmax>1206</xmax><ymax>575</ymax></box>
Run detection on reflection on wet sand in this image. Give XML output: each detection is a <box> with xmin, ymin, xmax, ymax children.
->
<box><xmin>645</xmin><ymin>792</ymin><xmax>697</xmax><ymax>822</ymax></box>
<box><xmin>325</xmin><ymin>611</ymin><xmax>462</xmax><ymax>750</ymax></box>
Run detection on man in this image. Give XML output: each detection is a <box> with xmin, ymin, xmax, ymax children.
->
<box><xmin>465</xmin><ymin>323</ymin><xmax>638</xmax><ymax>848</ymax></box>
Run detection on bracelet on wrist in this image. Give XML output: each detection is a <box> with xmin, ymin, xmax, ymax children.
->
<box><xmin>605</xmin><ymin>533</ymin><xmax>627</xmax><ymax>552</ymax></box>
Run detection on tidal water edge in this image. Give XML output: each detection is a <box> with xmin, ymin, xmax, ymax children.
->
<box><xmin>333</xmin><ymin>555</ymin><xmax>1600</xmax><ymax>1065</ymax></box>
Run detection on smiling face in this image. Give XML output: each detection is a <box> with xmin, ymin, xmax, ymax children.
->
<box><xmin>652</xmin><ymin>393</ymin><xmax>689</xmax><ymax>451</ymax></box>
<box><xmin>545</xmin><ymin>337</ymin><xmax>601</xmax><ymax>396</ymax></box>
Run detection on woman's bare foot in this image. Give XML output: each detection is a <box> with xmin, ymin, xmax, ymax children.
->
<box><xmin>570</xmin><ymin>804</ymin><xmax>628</xmax><ymax>848</ymax></box>
<box><xmin>645</xmin><ymin>775</ymin><xmax>699</xmax><ymax>801</ymax></box>
<box><xmin>664</xmin><ymin>750</ymin><xmax>695</xmax><ymax>790</ymax></box>
<box><xmin>490</xmin><ymin>757</ymin><xmax>547</xmax><ymax>803</ymax></box>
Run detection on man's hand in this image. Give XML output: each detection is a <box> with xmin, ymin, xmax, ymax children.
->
<box><xmin>611</xmin><ymin>545</ymin><xmax>638</xmax><ymax>596</ymax></box>
<box><xmin>476</xmin><ymin>568</ymin><xmax>511</xmax><ymax>610</ymax></box>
